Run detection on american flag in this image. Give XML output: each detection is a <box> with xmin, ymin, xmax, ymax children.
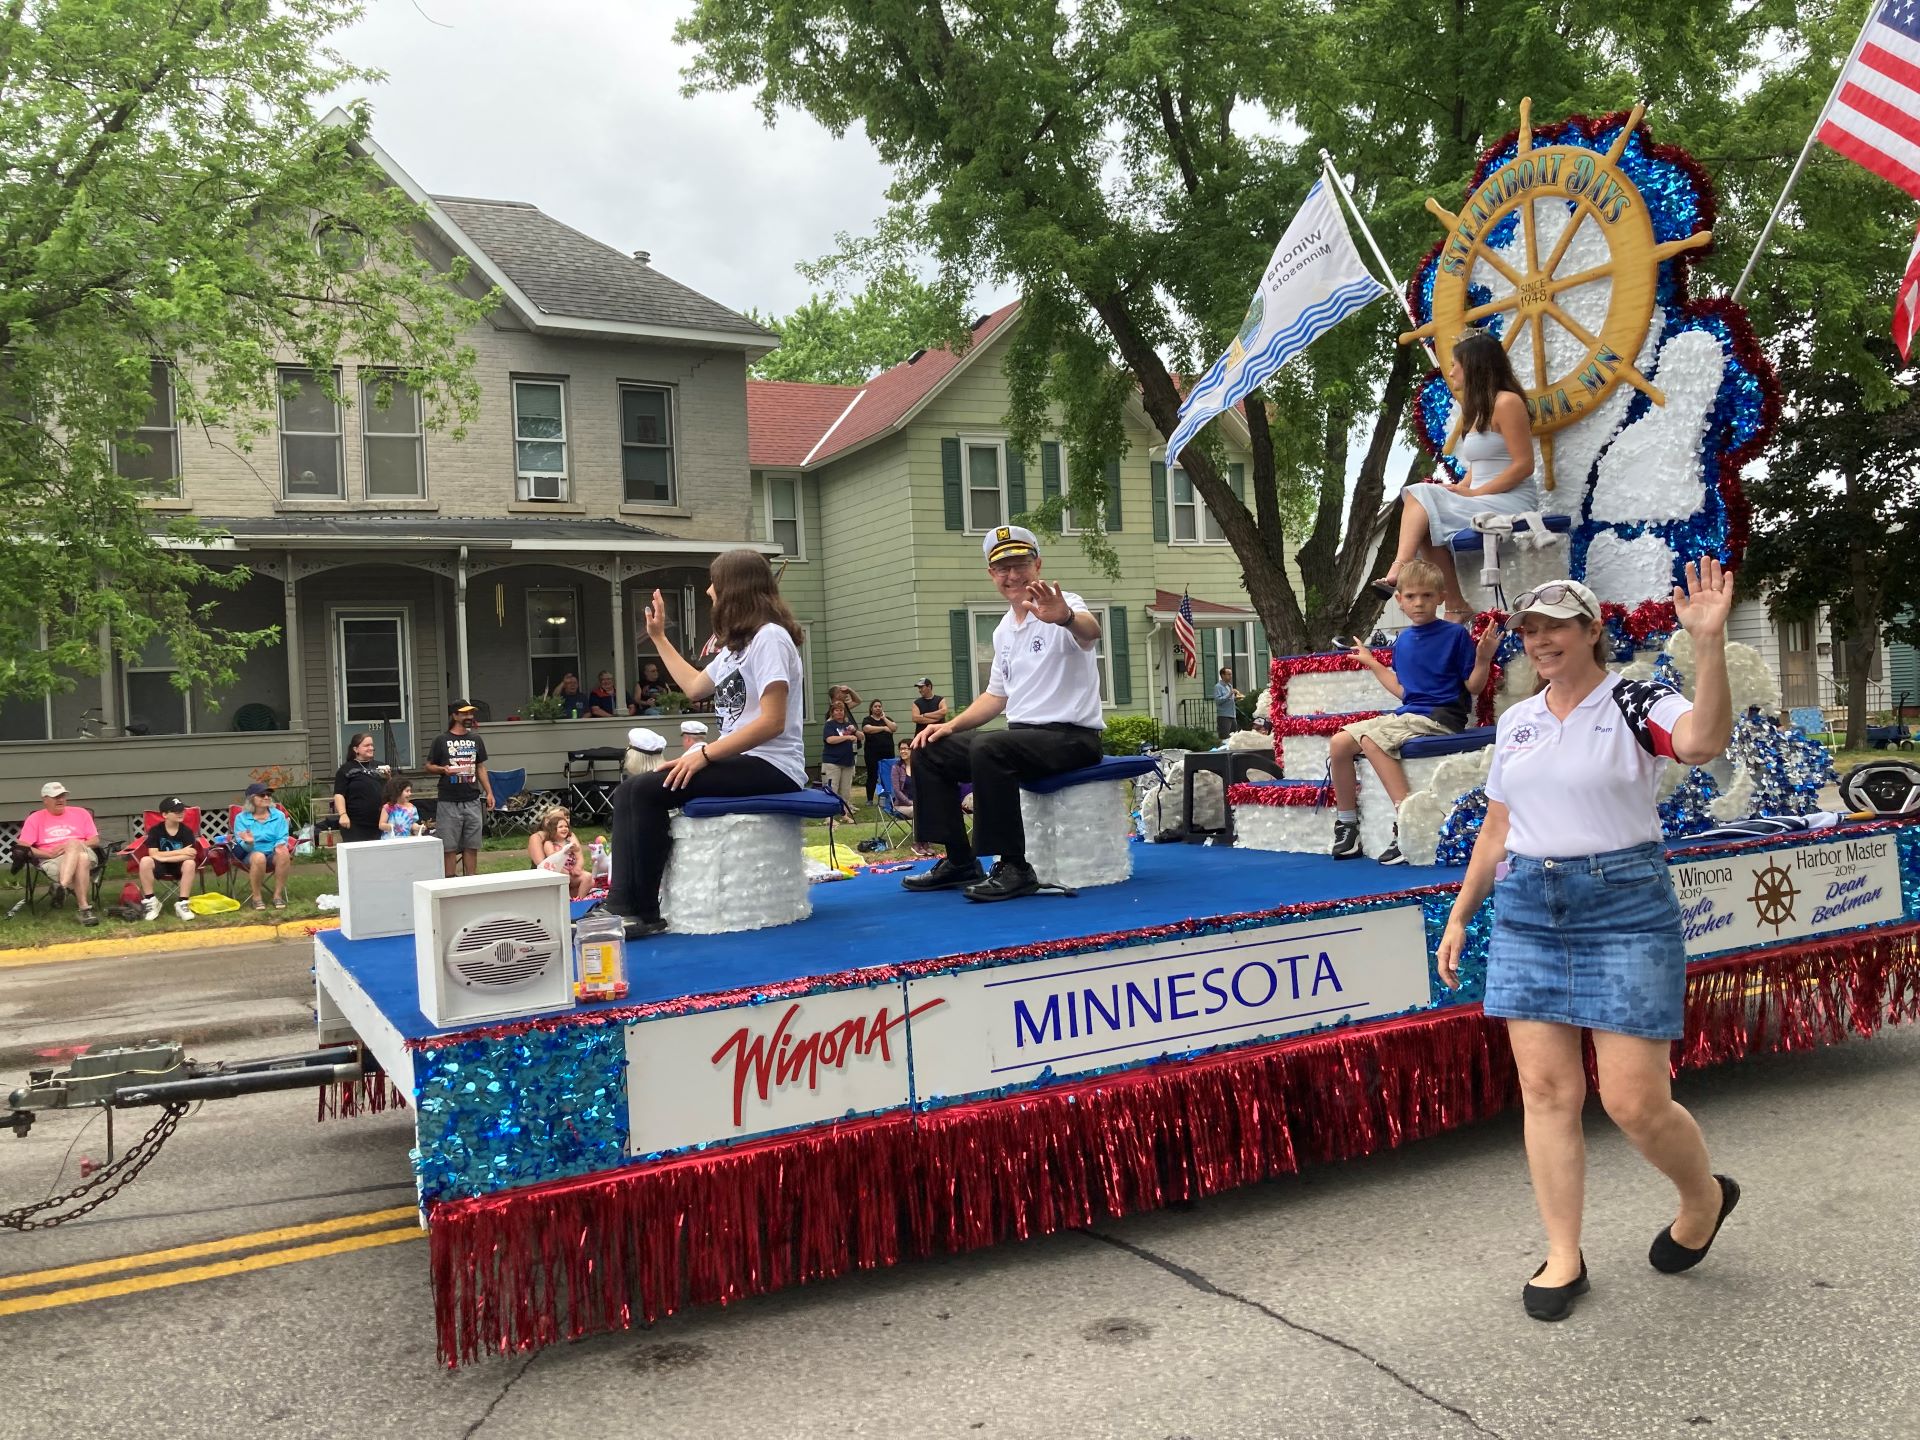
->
<box><xmin>1818</xmin><ymin>0</ymin><xmax>1920</xmax><ymax>199</ymax></box>
<box><xmin>1898</xmin><ymin>219</ymin><xmax>1920</xmax><ymax>360</ymax></box>
<box><xmin>1175</xmin><ymin>590</ymin><xmax>1199</xmax><ymax>679</ymax></box>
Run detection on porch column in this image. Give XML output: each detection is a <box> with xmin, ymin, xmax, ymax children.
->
<box><xmin>610</xmin><ymin>570</ymin><xmax>627</xmax><ymax>715</ymax></box>
<box><xmin>283</xmin><ymin>552</ymin><xmax>304</xmax><ymax>731</ymax></box>
<box><xmin>96</xmin><ymin>621</ymin><xmax>117</xmax><ymax>730</ymax></box>
<box><xmin>455</xmin><ymin>545</ymin><xmax>472</xmax><ymax>701</ymax></box>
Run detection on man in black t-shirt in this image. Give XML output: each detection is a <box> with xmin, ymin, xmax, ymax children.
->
<box><xmin>427</xmin><ymin>700</ymin><xmax>491</xmax><ymax>876</ymax></box>
<box><xmin>911</xmin><ymin>678</ymin><xmax>947</xmax><ymax>736</ymax></box>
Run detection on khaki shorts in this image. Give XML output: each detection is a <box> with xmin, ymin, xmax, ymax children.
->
<box><xmin>36</xmin><ymin>851</ymin><xmax>97</xmax><ymax>883</ymax></box>
<box><xmin>1339</xmin><ymin>712</ymin><xmax>1454</xmax><ymax>756</ymax></box>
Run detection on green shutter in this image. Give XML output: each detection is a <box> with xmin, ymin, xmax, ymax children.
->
<box><xmin>942</xmin><ymin>437</ymin><xmax>964</xmax><ymax>531</ymax></box>
<box><xmin>1104</xmin><ymin>458</ymin><xmax>1122</xmax><ymax>532</ymax></box>
<box><xmin>1006</xmin><ymin>447</ymin><xmax>1027</xmax><ymax>517</ymax></box>
<box><xmin>949</xmin><ymin>609</ymin><xmax>974</xmax><ymax>703</ymax></box>
<box><xmin>1253</xmin><ymin>620</ymin><xmax>1268</xmax><ymax>687</ymax></box>
<box><xmin>1151</xmin><ymin>461</ymin><xmax>1169</xmax><ymax>542</ymax></box>
<box><xmin>1229</xmin><ymin>462</ymin><xmax>1245</xmax><ymax>502</ymax></box>
<box><xmin>1109</xmin><ymin>606</ymin><xmax>1131</xmax><ymax>706</ymax></box>
<box><xmin>1041</xmin><ymin>442</ymin><xmax>1061</xmax><ymax>502</ymax></box>
<box><xmin>1200</xmin><ymin>627</ymin><xmax>1218</xmax><ymax>684</ymax></box>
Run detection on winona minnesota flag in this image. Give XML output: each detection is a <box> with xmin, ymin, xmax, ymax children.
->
<box><xmin>1165</xmin><ymin>178</ymin><xmax>1386</xmax><ymax>466</ymax></box>
<box><xmin>1817</xmin><ymin>0</ymin><xmax>1920</xmax><ymax>199</ymax></box>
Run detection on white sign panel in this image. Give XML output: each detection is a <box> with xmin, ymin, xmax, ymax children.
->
<box><xmin>906</xmin><ymin>905</ymin><xmax>1431</xmax><ymax>1103</ymax></box>
<box><xmin>1673</xmin><ymin>834</ymin><xmax>1904</xmax><ymax>957</ymax></box>
<box><xmin>625</xmin><ymin>984</ymin><xmax>939</xmax><ymax>1155</ymax></box>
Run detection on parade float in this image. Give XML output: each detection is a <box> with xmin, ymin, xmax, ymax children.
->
<box><xmin>174</xmin><ymin>105</ymin><xmax>1920</xmax><ymax>1366</ymax></box>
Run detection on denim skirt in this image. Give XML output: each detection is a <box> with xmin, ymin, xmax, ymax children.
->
<box><xmin>1484</xmin><ymin>841</ymin><xmax>1687</xmax><ymax>1041</ymax></box>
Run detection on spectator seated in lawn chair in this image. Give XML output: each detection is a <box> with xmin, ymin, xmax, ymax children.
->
<box><xmin>123</xmin><ymin>797</ymin><xmax>216</xmax><ymax>921</ymax></box>
<box><xmin>12</xmin><ymin>781</ymin><xmax>109</xmax><ymax>926</ymax></box>
<box><xmin>227</xmin><ymin>782</ymin><xmax>293</xmax><ymax>912</ymax></box>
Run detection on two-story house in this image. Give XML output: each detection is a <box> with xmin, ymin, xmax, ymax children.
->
<box><xmin>0</xmin><ymin>125</ymin><xmax>781</xmax><ymax>836</ymax></box>
<box><xmin>746</xmin><ymin>304</ymin><xmax>1293</xmax><ymax>738</ymax></box>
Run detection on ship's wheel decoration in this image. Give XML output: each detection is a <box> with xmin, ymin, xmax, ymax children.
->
<box><xmin>1747</xmin><ymin>859</ymin><xmax>1799</xmax><ymax>937</ymax></box>
<box><xmin>1401</xmin><ymin>101</ymin><xmax>1715</xmax><ymax>492</ymax></box>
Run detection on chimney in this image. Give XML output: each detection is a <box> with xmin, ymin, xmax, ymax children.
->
<box><xmin>631</xmin><ymin>249</ymin><xmax>651</xmax><ymax>264</ymax></box>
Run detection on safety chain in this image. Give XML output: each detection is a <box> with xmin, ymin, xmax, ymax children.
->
<box><xmin>2</xmin><ymin>1102</ymin><xmax>190</xmax><ymax>1232</ymax></box>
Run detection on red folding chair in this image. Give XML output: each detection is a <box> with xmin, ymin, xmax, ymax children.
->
<box><xmin>120</xmin><ymin>808</ymin><xmax>222</xmax><ymax>914</ymax></box>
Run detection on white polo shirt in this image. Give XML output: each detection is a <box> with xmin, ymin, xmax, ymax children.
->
<box><xmin>1485</xmin><ymin>672</ymin><xmax>1692</xmax><ymax>858</ymax></box>
<box><xmin>987</xmin><ymin>592</ymin><xmax>1104</xmax><ymax>730</ymax></box>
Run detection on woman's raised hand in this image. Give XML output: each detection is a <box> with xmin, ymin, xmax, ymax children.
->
<box><xmin>1672</xmin><ymin>557</ymin><xmax>1732</xmax><ymax>641</ymax></box>
<box><xmin>644</xmin><ymin>589</ymin><xmax>669</xmax><ymax>643</ymax></box>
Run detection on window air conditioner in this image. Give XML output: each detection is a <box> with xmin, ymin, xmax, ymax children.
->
<box><xmin>522</xmin><ymin>473</ymin><xmax>566</xmax><ymax>502</ymax></box>
<box><xmin>413</xmin><ymin>869</ymin><xmax>573</xmax><ymax>1027</ymax></box>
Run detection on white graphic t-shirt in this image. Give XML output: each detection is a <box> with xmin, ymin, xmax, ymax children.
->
<box><xmin>703</xmin><ymin>622</ymin><xmax>807</xmax><ymax>786</ymax></box>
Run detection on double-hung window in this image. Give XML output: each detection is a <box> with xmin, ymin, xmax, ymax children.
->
<box><xmin>971</xmin><ymin>604</ymin><xmax>1114</xmax><ymax>705</ymax></box>
<box><xmin>114</xmin><ymin>361</ymin><xmax>182</xmax><ymax>497</ymax></box>
<box><xmin>1168</xmin><ymin>465</ymin><xmax>1228</xmax><ymax>544</ymax></box>
<box><xmin>279</xmin><ymin>368</ymin><xmax>344</xmax><ymax>499</ymax></box>
<box><xmin>620</xmin><ymin>384</ymin><xmax>675</xmax><ymax>504</ymax></box>
<box><xmin>963</xmin><ymin>438</ymin><xmax>1007</xmax><ymax>531</ymax></box>
<box><xmin>361</xmin><ymin>373</ymin><xmax>425</xmax><ymax>499</ymax></box>
<box><xmin>513</xmin><ymin>379</ymin><xmax>569</xmax><ymax>501</ymax></box>
<box><xmin>765</xmin><ymin>474</ymin><xmax>804</xmax><ymax>557</ymax></box>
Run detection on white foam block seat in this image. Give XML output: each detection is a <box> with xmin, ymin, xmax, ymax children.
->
<box><xmin>1019</xmin><ymin>756</ymin><xmax>1161</xmax><ymax>889</ymax></box>
<box><xmin>659</xmin><ymin>790</ymin><xmax>845</xmax><ymax>934</ymax></box>
<box><xmin>1232</xmin><ymin>783</ymin><xmax>1337</xmax><ymax>853</ymax></box>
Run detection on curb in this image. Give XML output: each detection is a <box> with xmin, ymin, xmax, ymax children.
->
<box><xmin>0</xmin><ymin>917</ymin><xmax>338</xmax><ymax>969</ymax></box>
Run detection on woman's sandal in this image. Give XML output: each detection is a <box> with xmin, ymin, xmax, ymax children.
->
<box><xmin>1369</xmin><ymin>578</ymin><xmax>1398</xmax><ymax>600</ymax></box>
<box><xmin>1522</xmin><ymin>1253</ymin><xmax>1589</xmax><ymax>1322</ymax></box>
<box><xmin>1649</xmin><ymin>1175</ymin><xmax>1740</xmax><ymax>1273</ymax></box>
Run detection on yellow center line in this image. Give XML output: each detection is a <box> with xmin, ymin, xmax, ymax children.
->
<box><xmin>0</xmin><ymin>1205</ymin><xmax>418</xmax><ymax>1293</ymax></box>
<box><xmin>0</xmin><ymin>1226</ymin><xmax>424</xmax><ymax>1316</ymax></box>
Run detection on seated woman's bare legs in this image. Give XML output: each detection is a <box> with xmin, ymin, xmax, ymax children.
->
<box><xmin>1420</xmin><ymin>542</ymin><xmax>1476</xmax><ymax>620</ymax></box>
<box><xmin>1375</xmin><ymin>493</ymin><xmax>1429</xmax><ymax>588</ymax></box>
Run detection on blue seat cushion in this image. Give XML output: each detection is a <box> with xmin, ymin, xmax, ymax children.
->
<box><xmin>1399</xmin><ymin>725</ymin><xmax>1496</xmax><ymax>759</ymax></box>
<box><xmin>683</xmin><ymin>789</ymin><xmax>846</xmax><ymax>819</ymax></box>
<box><xmin>1022</xmin><ymin>754</ymin><xmax>1162</xmax><ymax>795</ymax></box>
<box><xmin>1446</xmin><ymin>513</ymin><xmax>1572</xmax><ymax>553</ymax></box>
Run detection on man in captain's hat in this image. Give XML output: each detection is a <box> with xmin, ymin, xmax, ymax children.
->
<box><xmin>905</xmin><ymin>524</ymin><xmax>1104</xmax><ymax>901</ymax></box>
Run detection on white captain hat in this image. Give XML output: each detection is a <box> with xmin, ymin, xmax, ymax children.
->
<box><xmin>983</xmin><ymin>525</ymin><xmax>1040</xmax><ymax>565</ymax></box>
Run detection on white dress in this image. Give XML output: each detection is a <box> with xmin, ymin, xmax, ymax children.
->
<box><xmin>1407</xmin><ymin>421</ymin><xmax>1541</xmax><ymax>547</ymax></box>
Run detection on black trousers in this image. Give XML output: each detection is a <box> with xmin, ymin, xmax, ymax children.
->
<box><xmin>913</xmin><ymin>723</ymin><xmax>1103</xmax><ymax>865</ymax></box>
<box><xmin>608</xmin><ymin>756</ymin><xmax>797</xmax><ymax>920</ymax></box>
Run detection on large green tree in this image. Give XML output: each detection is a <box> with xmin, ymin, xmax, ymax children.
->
<box><xmin>679</xmin><ymin>0</ymin><xmax>1789</xmax><ymax>654</ymax></box>
<box><xmin>748</xmin><ymin>264</ymin><xmax>969</xmax><ymax>384</ymax></box>
<box><xmin>0</xmin><ymin>0</ymin><xmax>489</xmax><ymax>703</ymax></box>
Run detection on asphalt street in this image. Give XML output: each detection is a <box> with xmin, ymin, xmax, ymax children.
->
<box><xmin>1</xmin><ymin>940</ymin><xmax>1916</xmax><ymax>1440</ymax></box>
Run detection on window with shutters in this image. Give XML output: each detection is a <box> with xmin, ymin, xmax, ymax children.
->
<box><xmin>1052</xmin><ymin>444</ymin><xmax>1084</xmax><ymax>534</ymax></box>
<box><xmin>763</xmin><ymin>474</ymin><xmax>805</xmax><ymax>558</ymax></box>
<box><xmin>960</xmin><ymin>435</ymin><xmax>1009</xmax><ymax>532</ymax></box>
<box><xmin>969</xmin><ymin>603</ymin><xmax>1115</xmax><ymax>705</ymax></box>
<box><xmin>1166</xmin><ymin>464</ymin><xmax>1229</xmax><ymax>544</ymax></box>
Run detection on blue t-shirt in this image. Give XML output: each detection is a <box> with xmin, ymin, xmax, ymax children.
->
<box><xmin>232</xmin><ymin>806</ymin><xmax>290</xmax><ymax>855</ymax></box>
<box><xmin>822</xmin><ymin>720</ymin><xmax>856</xmax><ymax>765</ymax></box>
<box><xmin>1392</xmin><ymin>620</ymin><xmax>1476</xmax><ymax>727</ymax></box>
<box><xmin>556</xmin><ymin>691</ymin><xmax>588</xmax><ymax>719</ymax></box>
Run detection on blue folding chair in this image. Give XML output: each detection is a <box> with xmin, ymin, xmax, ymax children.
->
<box><xmin>867</xmin><ymin>759</ymin><xmax>912</xmax><ymax>851</ymax></box>
<box><xmin>484</xmin><ymin>767</ymin><xmax>532</xmax><ymax>836</ymax></box>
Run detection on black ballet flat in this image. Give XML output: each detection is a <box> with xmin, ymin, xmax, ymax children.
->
<box><xmin>1650</xmin><ymin>1175</ymin><xmax>1740</xmax><ymax>1274</ymax></box>
<box><xmin>1522</xmin><ymin>1254</ymin><xmax>1589</xmax><ymax>1322</ymax></box>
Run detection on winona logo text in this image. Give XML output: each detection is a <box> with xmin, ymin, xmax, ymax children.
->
<box><xmin>711</xmin><ymin>997</ymin><xmax>946</xmax><ymax>1126</ymax></box>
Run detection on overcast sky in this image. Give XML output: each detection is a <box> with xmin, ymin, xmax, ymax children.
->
<box><xmin>333</xmin><ymin>0</ymin><xmax>950</xmax><ymax>320</ymax></box>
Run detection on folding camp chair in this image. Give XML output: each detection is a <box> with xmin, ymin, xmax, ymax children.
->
<box><xmin>866</xmin><ymin>759</ymin><xmax>912</xmax><ymax>852</ymax></box>
<box><xmin>484</xmin><ymin>767</ymin><xmax>534</xmax><ymax>837</ymax></box>
<box><xmin>221</xmin><ymin>802</ymin><xmax>295</xmax><ymax>900</ymax></box>
<box><xmin>6</xmin><ymin>831</ymin><xmax>112</xmax><ymax>918</ymax></box>
<box><xmin>120</xmin><ymin>808</ymin><xmax>222</xmax><ymax>911</ymax></box>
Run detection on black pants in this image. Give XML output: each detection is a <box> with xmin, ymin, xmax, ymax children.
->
<box><xmin>608</xmin><ymin>756</ymin><xmax>798</xmax><ymax>920</ymax></box>
<box><xmin>913</xmin><ymin>723</ymin><xmax>1103</xmax><ymax>865</ymax></box>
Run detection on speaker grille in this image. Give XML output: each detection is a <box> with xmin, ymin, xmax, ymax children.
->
<box><xmin>446</xmin><ymin>914</ymin><xmax>559</xmax><ymax>991</ymax></box>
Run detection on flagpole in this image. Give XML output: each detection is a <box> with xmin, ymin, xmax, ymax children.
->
<box><xmin>1317</xmin><ymin>150</ymin><xmax>1438</xmax><ymax>365</ymax></box>
<box><xmin>1730</xmin><ymin>4</ymin><xmax>1878</xmax><ymax>303</ymax></box>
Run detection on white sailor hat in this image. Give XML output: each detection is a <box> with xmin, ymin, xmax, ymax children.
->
<box><xmin>626</xmin><ymin>727</ymin><xmax>666</xmax><ymax>754</ymax></box>
<box><xmin>983</xmin><ymin>524</ymin><xmax>1040</xmax><ymax>565</ymax></box>
<box><xmin>680</xmin><ymin>719</ymin><xmax>710</xmax><ymax>736</ymax></box>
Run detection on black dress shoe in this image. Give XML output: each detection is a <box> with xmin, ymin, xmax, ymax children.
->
<box><xmin>1522</xmin><ymin>1254</ymin><xmax>1589</xmax><ymax>1321</ymax></box>
<box><xmin>901</xmin><ymin>857</ymin><xmax>985</xmax><ymax>892</ymax></box>
<box><xmin>616</xmin><ymin>914</ymin><xmax>669</xmax><ymax>940</ymax></box>
<box><xmin>964</xmin><ymin>859</ymin><xmax>1041</xmax><ymax>903</ymax></box>
<box><xmin>1650</xmin><ymin>1175</ymin><xmax>1740</xmax><ymax>1274</ymax></box>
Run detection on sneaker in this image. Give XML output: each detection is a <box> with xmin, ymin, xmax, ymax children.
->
<box><xmin>141</xmin><ymin>895</ymin><xmax>161</xmax><ymax>921</ymax></box>
<box><xmin>77</xmin><ymin>906</ymin><xmax>99</xmax><ymax>928</ymax></box>
<box><xmin>1379</xmin><ymin>830</ymin><xmax>1409</xmax><ymax>866</ymax></box>
<box><xmin>1331</xmin><ymin>819</ymin><xmax>1362</xmax><ymax>860</ymax></box>
<box><xmin>271</xmin><ymin>895</ymin><xmax>287</xmax><ymax>910</ymax></box>
<box><xmin>901</xmin><ymin>857</ymin><xmax>986</xmax><ymax>892</ymax></box>
<box><xmin>964</xmin><ymin>859</ymin><xmax>1042</xmax><ymax>903</ymax></box>
<box><xmin>174</xmin><ymin>900</ymin><xmax>196</xmax><ymax>921</ymax></box>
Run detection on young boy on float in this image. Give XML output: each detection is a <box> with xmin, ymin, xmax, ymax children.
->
<box><xmin>1330</xmin><ymin>558</ymin><xmax>1499</xmax><ymax>864</ymax></box>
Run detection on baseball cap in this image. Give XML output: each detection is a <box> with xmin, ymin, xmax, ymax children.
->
<box><xmin>983</xmin><ymin>524</ymin><xmax>1040</xmax><ymax>565</ymax></box>
<box><xmin>158</xmin><ymin>796</ymin><xmax>186</xmax><ymax>814</ymax></box>
<box><xmin>917</xmin><ymin>677</ymin><xmax>934</xmax><ymax>687</ymax></box>
<box><xmin>447</xmin><ymin>698</ymin><xmax>477</xmax><ymax>715</ymax></box>
<box><xmin>40</xmin><ymin>781</ymin><xmax>67</xmax><ymax>799</ymax></box>
<box><xmin>245</xmin><ymin>781</ymin><xmax>273</xmax><ymax>797</ymax></box>
<box><xmin>627</xmin><ymin>727</ymin><xmax>666</xmax><ymax>754</ymax></box>
<box><xmin>1504</xmin><ymin>579</ymin><xmax>1600</xmax><ymax>629</ymax></box>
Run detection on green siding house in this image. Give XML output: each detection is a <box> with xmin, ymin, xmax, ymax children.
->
<box><xmin>747</xmin><ymin>305</ymin><xmax>1289</xmax><ymax>737</ymax></box>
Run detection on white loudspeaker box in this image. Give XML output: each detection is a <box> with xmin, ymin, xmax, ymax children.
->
<box><xmin>413</xmin><ymin>869</ymin><xmax>574</xmax><ymax>1028</ymax></box>
<box><xmin>338</xmin><ymin>835</ymin><xmax>445</xmax><ymax>941</ymax></box>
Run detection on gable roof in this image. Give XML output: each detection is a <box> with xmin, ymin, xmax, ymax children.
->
<box><xmin>745</xmin><ymin>302</ymin><xmax>1021</xmax><ymax>470</ymax></box>
<box><xmin>331</xmin><ymin>111</ymin><xmax>775</xmax><ymax>352</ymax></box>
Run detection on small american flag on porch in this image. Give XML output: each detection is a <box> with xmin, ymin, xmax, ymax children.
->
<box><xmin>1175</xmin><ymin>590</ymin><xmax>1199</xmax><ymax>679</ymax></box>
